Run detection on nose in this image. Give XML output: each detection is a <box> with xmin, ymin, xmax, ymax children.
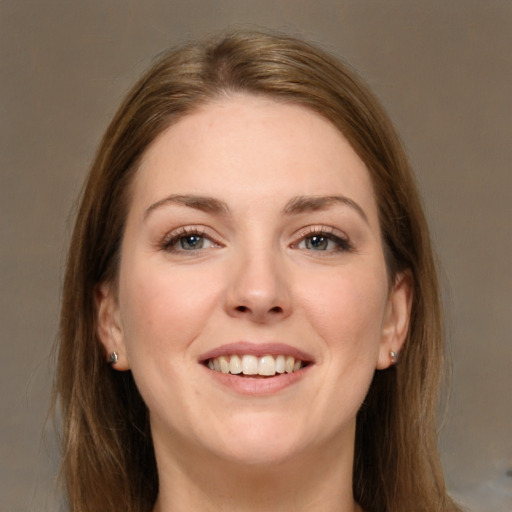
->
<box><xmin>224</xmin><ymin>248</ymin><xmax>292</xmax><ymax>324</ymax></box>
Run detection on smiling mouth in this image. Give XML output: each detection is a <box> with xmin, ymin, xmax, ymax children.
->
<box><xmin>205</xmin><ymin>354</ymin><xmax>308</xmax><ymax>377</ymax></box>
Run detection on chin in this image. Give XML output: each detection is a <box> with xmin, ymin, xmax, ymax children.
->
<box><xmin>215</xmin><ymin>438</ymin><xmax>303</xmax><ymax>468</ymax></box>
<box><xmin>200</xmin><ymin>412</ymin><xmax>322</xmax><ymax>467</ymax></box>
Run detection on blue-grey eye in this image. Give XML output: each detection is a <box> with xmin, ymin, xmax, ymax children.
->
<box><xmin>180</xmin><ymin>234</ymin><xmax>205</xmax><ymax>250</ymax></box>
<box><xmin>305</xmin><ymin>235</ymin><xmax>331</xmax><ymax>250</ymax></box>
<box><xmin>162</xmin><ymin>229</ymin><xmax>219</xmax><ymax>253</ymax></box>
<box><xmin>296</xmin><ymin>232</ymin><xmax>350</xmax><ymax>252</ymax></box>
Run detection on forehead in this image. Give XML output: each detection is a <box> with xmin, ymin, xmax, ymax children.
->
<box><xmin>130</xmin><ymin>94</ymin><xmax>378</xmax><ymax>221</ymax></box>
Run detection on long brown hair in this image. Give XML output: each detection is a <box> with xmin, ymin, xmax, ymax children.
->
<box><xmin>55</xmin><ymin>30</ymin><xmax>461</xmax><ymax>512</ymax></box>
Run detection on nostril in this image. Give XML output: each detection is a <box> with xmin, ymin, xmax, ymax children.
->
<box><xmin>234</xmin><ymin>305</ymin><xmax>283</xmax><ymax>314</ymax></box>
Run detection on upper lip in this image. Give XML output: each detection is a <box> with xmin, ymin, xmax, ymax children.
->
<box><xmin>198</xmin><ymin>342</ymin><xmax>314</xmax><ymax>363</ymax></box>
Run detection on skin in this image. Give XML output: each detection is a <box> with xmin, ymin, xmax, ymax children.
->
<box><xmin>97</xmin><ymin>95</ymin><xmax>411</xmax><ymax>512</ymax></box>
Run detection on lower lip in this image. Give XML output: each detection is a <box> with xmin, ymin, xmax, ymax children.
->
<box><xmin>203</xmin><ymin>365</ymin><xmax>312</xmax><ymax>395</ymax></box>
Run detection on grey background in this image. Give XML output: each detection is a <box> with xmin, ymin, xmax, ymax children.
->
<box><xmin>1</xmin><ymin>1</ymin><xmax>511</xmax><ymax>511</ymax></box>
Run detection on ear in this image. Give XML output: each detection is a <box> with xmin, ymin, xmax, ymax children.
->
<box><xmin>95</xmin><ymin>282</ymin><xmax>130</xmax><ymax>371</ymax></box>
<box><xmin>376</xmin><ymin>271</ymin><xmax>413</xmax><ymax>370</ymax></box>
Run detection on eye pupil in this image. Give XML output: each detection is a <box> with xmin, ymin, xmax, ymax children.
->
<box><xmin>180</xmin><ymin>235</ymin><xmax>203</xmax><ymax>250</ymax></box>
<box><xmin>307</xmin><ymin>235</ymin><xmax>328</xmax><ymax>250</ymax></box>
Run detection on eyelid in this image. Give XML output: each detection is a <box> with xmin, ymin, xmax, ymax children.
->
<box><xmin>293</xmin><ymin>225</ymin><xmax>348</xmax><ymax>240</ymax></box>
<box><xmin>159</xmin><ymin>225</ymin><xmax>223</xmax><ymax>253</ymax></box>
<box><xmin>291</xmin><ymin>225</ymin><xmax>352</xmax><ymax>252</ymax></box>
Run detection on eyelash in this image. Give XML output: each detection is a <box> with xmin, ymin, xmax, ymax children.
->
<box><xmin>159</xmin><ymin>226</ymin><xmax>352</xmax><ymax>254</ymax></box>
<box><xmin>293</xmin><ymin>226</ymin><xmax>352</xmax><ymax>253</ymax></box>
<box><xmin>160</xmin><ymin>226</ymin><xmax>219</xmax><ymax>254</ymax></box>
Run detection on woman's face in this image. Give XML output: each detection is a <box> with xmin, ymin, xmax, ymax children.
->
<box><xmin>98</xmin><ymin>95</ymin><xmax>411</xmax><ymax>466</ymax></box>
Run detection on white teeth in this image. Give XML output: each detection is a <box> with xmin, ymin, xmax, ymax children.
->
<box><xmin>207</xmin><ymin>354</ymin><xmax>306</xmax><ymax>376</ymax></box>
<box><xmin>259</xmin><ymin>355</ymin><xmax>276</xmax><ymax>376</ymax></box>
<box><xmin>275</xmin><ymin>355</ymin><xmax>285</xmax><ymax>373</ymax></box>
<box><xmin>219</xmin><ymin>356</ymin><xmax>229</xmax><ymax>374</ymax></box>
<box><xmin>229</xmin><ymin>354</ymin><xmax>242</xmax><ymax>374</ymax></box>
<box><xmin>242</xmin><ymin>355</ymin><xmax>259</xmax><ymax>375</ymax></box>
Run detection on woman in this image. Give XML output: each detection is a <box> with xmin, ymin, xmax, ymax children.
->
<box><xmin>55</xmin><ymin>31</ymin><xmax>461</xmax><ymax>511</ymax></box>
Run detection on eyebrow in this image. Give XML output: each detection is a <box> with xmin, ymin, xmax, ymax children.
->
<box><xmin>283</xmin><ymin>195</ymin><xmax>369</xmax><ymax>224</ymax></box>
<box><xmin>144</xmin><ymin>194</ymin><xmax>230</xmax><ymax>220</ymax></box>
<box><xmin>143</xmin><ymin>193</ymin><xmax>368</xmax><ymax>224</ymax></box>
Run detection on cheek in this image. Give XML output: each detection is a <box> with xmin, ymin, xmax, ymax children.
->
<box><xmin>118</xmin><ymin>259</ymin><xmax>223</xmax><ymax>359</ymax></box>
<box><xmin>116</xmin><ymin>259</ymin><xmax>225</xmax><ymax>425</ymax></box>
<box><xmin>289</xmin><ymin>266</ymin><xmax>389</xmax><ymax>436</ymax></box>
<box><xmin>296</xmin><ymin>266</ymin><xmax>388</xmax><ymax>357</ymax></box>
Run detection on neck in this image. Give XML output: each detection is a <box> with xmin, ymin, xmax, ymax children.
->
<box><xmin>152</xmin><ymin>428</ymin><xmax>361</xmax><ymax>512</ymax></box>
